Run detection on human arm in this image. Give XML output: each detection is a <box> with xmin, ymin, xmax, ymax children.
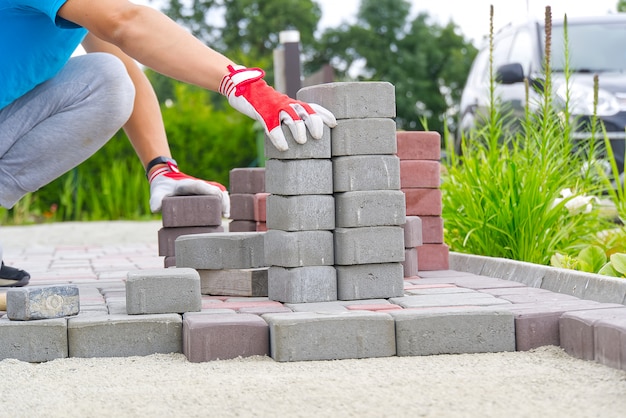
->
<box><xmin>59</xmin><ymin>0</ymin><xmax>336</xmax><ymax>150</ymax></box>
<box><xmin>60</xmin><ymin>0</ymin><xmax>234</xmax><ymax>91</ymax></box>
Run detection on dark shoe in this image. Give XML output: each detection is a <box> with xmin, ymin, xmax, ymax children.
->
<box><xmin>0</xmin><ymin>262</ymin><xmax>30</xmax><ymax>287</ymax></box>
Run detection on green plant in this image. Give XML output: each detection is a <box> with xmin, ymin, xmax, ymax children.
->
<box><xmin>442</xmin><ymin>6</ymin><xmax>611</xmax><ymax>266</ymax></box>
<box><xmin>552</xmin><ymin>245</ymin><xmax>626</xmax><ymax>278</ymax></box>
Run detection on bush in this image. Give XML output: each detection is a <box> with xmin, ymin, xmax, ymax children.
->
<box><xmin>442</xmin><ymin>7</ymin><xmax>614</xmax><ymax>266</ymax></box>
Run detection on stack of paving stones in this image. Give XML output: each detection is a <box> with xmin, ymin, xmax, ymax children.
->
<box><xmin>228</xmin><ymin>167</ymin><xmax>266</xmax><ymax>233</ymax></box>
<box><xmin>397</xmin><ymin>131</ymin><xmax>449</xmax><ymax>271</ymax></box>
<box><xmin>4</xmin><ymin>82</ymin><xmax>626</xmax><ymax>372</ymax></box>
<box><xmin>297</xmin><ymin>82</ymin><xmax>406</xmax><ymax>301</ymax></box>
<box><xmin>158</xmin><ymin>195</ymin><xmax>224</xmax><ymax>267</ymax></box>
<box><xmin>263</xmin><ymin>104</ymin><xmax>337</xmax><ymax>303</ymax></box>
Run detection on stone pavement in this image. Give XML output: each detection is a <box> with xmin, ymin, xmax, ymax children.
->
<box><xmin>1</xmin><ymin>221</ymin><xmax>626</xmax><ymax>371</ymax></box>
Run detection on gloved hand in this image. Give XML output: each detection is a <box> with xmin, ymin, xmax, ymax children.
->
<box><xmin>149</xmin><ymin>161</ymin><xmax>230</xmax><ymax>217</ymax></box>
<box><xmin>219</xmin><ymin>65</ymin><xmax>337</xmax><ymax>151</ymax></box>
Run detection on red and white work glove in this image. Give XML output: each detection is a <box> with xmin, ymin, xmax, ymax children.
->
<box><xmin>219</xmin><ymin>65</ymin><xmax>337</xmax><ymax>151</ymax></box>
<box><xmin>148</xmin><ymin>160</ymin><xmax>230</xmax><ymax>217</ymax></box>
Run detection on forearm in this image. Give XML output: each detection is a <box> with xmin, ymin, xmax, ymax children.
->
<box><xmin>60</xmin><ymin>0</ymin><xmax>235</xmax><ymax>91</ymax></box>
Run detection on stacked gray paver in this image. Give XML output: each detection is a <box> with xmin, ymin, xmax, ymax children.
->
<box><xmin>298</xmin><ymin>82</ymin><xmax>405</xmax><ymax>301</ymax></box>
<box><xmin>264</xmin><ymin>117</ymin><xmax>336</xmax><ymax>303</ymax></box>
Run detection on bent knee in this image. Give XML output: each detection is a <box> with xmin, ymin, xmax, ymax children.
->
<box><xmin>81</xmin><ymin>53</ymin><xmax>136</xmax><ymax>125</ymax></box>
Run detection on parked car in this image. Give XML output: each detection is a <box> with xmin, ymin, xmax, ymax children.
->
<box><xmin>457</xmin><ymin>14</ymin><xmax>626</xmax><ymax>182</ymax></box>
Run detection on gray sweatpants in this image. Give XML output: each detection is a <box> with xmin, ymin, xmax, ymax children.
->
<box><xmin>0</xmin><ymin>52</ymin><xmax>136</xmax><ymax>262</ymax></box>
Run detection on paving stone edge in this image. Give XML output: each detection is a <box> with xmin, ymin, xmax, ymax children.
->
<box><xmin>449</xmin><ymin>252</ymin><xmax>626</xmax><ymax>306</ymax></box>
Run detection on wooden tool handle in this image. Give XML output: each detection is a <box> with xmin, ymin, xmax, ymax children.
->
<box><xmin>0</xmin><ymin>293</ymin><xmax>6</xmax><ymax>311</ymax></box>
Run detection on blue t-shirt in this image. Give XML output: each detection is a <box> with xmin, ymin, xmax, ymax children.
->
<box><xmin>0</xmin><ymin>0</ymin><xmax>87</xmax><ymax>109</ymax></box>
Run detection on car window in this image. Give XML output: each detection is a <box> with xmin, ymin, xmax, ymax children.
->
<box><xmin>492</xmin><ymin>33</ymin><xmax>514</xmax><ymax>68</ymax></box>
<box><xmin>509</xmin><ymin>29</ymin><xmax>534</xmax><ymax>75</ymax></box>
<box><xmin>550</xmin><ymin>22</ymin><xmax>626</xmax><ymax>73</ymax></box>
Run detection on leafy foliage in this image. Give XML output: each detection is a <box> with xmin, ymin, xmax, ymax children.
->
<box><xmin>442</xmin><ymin>6</ymin><xmax>612</xmax><ymax>266</ymax></box>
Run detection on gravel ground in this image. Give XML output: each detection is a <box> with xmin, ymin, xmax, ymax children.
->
<box><xmin>1</xmin><ymin>347</ymin><xmax>625</xmax><ymax>417</ymax></box>
<box><xmin>1</xmin><ymin>222</ymin><xmax>625</xmax><ymax>417</ymax></box>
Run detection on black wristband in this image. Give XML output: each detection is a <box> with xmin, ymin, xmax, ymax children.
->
<box><xmin>145</xmin><ymin>156</ymin><xmax>177</xmax><ymax>178</ymax></box>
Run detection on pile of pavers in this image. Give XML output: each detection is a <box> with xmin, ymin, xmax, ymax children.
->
<box><xmin>1</xmin><ymin>82</ymin><xmax>626</xmax><ymax>372</ymax></box>
<box><xmin>158</xmin><ymin>195</ymin><xmax>224</xmax><ymax>267</ymax></box>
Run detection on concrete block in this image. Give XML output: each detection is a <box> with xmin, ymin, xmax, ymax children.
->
<box><xmin>403</xmin><ymin>216</ymin><xmax>423</xmax><ymax>248</ymax></box>
<box><xmin>268</xmin><ymin>266</ymin><xmax>337</xmax><ymax>303</ymax></box>
<box><xmin>183</xmin><ymin>313</ymin><xmax>269</xmax><ymax>362</ymax></box>
<box><xmin>330</xmin><ymin>118</ymin><xmax>397</xmax><ymax>156</ymax></box>
<box><xmin>498</xmin><ymin>292</ymin><xmax>580</xmax><ymax>304</ymax></box>
<box><xmin>6</xmin><ymin>285</ymin><xmax>79</xmax><ymax>321</ymax></box>
<box><xmin>0</xmin><ymin>317</ymin><xmax>68</xmax><ymax>362</ymax></box>
<box><xmin>265</xmin><ymin>159</ymin><xmax>333</xmax><ymax>195</ymax></box>
<box><xmin>333</xmin><ymin>155</ymin><xmax>401</xmax><ymax>192</ymax></box>
<box><xmin>559</xmin><ymin>307</ymin><xmax>626</xmax><ymax>360</ymax></box>
<box><xmin>477</xmin><ymin>255</ymin><xmax>549</xmax><ymax>288</ymax></box>
<box><xmin>175</xmin><ymin>232</ymin><xmax>266</xmax><ymax>270</ymax></box>
<box><xmin>266</xmin><ymin>195</ymin><xmax>335</xmax><ymax>231</ymax></box>
<box><xmin>285</xmin><ymin>301</ymin><xmax>349</xmax><ymax>312</ymax></box>
<box><xmin>390</xmin><ymin>293</ymin><xmax>511</xmax><ymax>309</ymax></box>
<box><xmin>297</xmin><ymin>82</ymin><xmax>396</xmax><ymax>119</ymax></box>
<box><xmin>420</xmin><ymin>216</ymin><xmax>444</xmax><ymax>244</ymax></box>
<box><xmin>228</xmin><ymin>220</ymin><xmax>257</xmax><ymax>232</ymax></box>
<box><xmin>594</xmin><ymin>317</ymin><xmax>626</xmax><ymax>370</ymax></box>
<box><xmin>198</xmin><ymin>268</ymin><xmax>268</xmax><ymax>297</ymax></box>
<box><xmin>404</xmin><ymin>189</ymin><xmax>442</xmax><ymax>216</ymax></box>
<box><xmin>345</xmin><ymin>303</ymin><xmax>403</xmax><ymax>312</ymax></box>
<box><xmin>264</xmin><ymin>311</ymin><xmax>396</xmax><ymax>361</ymax></box>
<box><xmin>158</xmin><ymin>225</ymin><xmax>224</xmax><ymax>257</ymax></box>
<box><xmin>405</xmin><ymin>286</ymin><xmax>475</xmax><ymax>296</ymax></box>
<box><xmin>334</xmin><ymin>226</ymin><xmax>404</xmax><ymax>265</ymax></box>
<box><xmin>390</xmin><ymin>307</ymin><xmax>516</xmax><ymax>356</ymax></box>
<box><xmin>448</xmin><ymin>252</ymin><xmax>487</xmax><ymax>275</ymax></box>
<box><xmin>540</xmin><ymin>268</ymin><xmax>590</xmax><ymax>299</ymax></box>
<box><xmin>68</xmin><ymin>313</ymin><xmax>182</xmax><ymax>358</ymax></box>
<box><xmin>264</xmin><ymin>230</ymin><xmax>334</xmax><ymax>267</ymax></box>
<box><xmin>448</xmin><ymin>276</ymin><xmax>526</xmax><ymax>290</ymax></box>
<box><xmin>336</xmin><ymin>263</ymin><xmax>404</xmax><ymax>300</ymax></box>
<box><xmin>238</xmin><ymin>305</ymin><xmax>293</xmax><ymax>315</ymax></box>
<box><xmin>498</xmin><ymin>300</ymin><xmax>621</xmax><ymax>351</ymax></box>
<box><xmin>396</xmin><ymin>131</ymin><xmax>441</xmax><ymax>160</ymax></box>
<box><xmin>161</xmin><ymin>195</ymin><xmax>223</xmax><ymax>227</ymax></box>
<box><xmin>264</xmin><ymin>125</ymin><xmax>331</xmax><ymax>159</ymax></box>
<box><xmin>229</xmin><ymin>167</ymin><xmax>265</xmax><ymax>194</ymax></box>
<box><xmin>254</xmin><ymin>192</ymin><xmax>269</xmax><ymax>222</ymax></box>
<box><xmin>416</xmin><ymin>244</ymin><xmax>449</xmax><ymax>271</ymax></box>
<box><xmin>581</xmin><ymin>274</ymin><xmax>626</xmax><ymax>305</ymax></box>
<box><xmin>126</xmin><ymin>268</ymin><xmax>201</xmax><ymax>315</ymax></box>
<box><xmin>335</xmin><ymin>190</ymin><xmax>406</xmax><ymax>228</ymax></box>
<box><xmin>402</xmin><ymin>248</ymin><xmax>418</xmax><ymax>277</ymax></box>
<box><xmin>400</xmin><ymin>160</ymin><xmax>441</xmax><ymax>188</ymax></box>
<box><xmin>229</xmin><ymin>193</ymin><xmax>256</xmax><ymax>221</ymax></box>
